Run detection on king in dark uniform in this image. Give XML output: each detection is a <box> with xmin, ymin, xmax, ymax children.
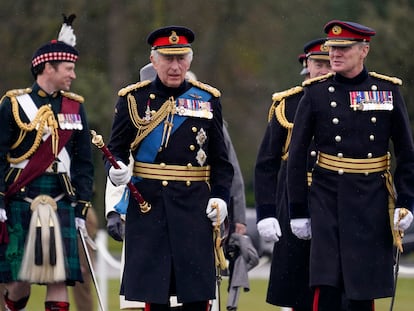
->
<box><xmin>105</xmin><ymin>26</ymin><xmax>234</xmax><ymax>311</ymax></box>
<box><xmin>287</xmin><ymin>20</ymin><xmax>414</xmax><ymax>311</ymax></box>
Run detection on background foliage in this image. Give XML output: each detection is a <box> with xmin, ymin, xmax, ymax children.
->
<box><xmin>2</xmin><ymin>0</ymin><xmax>414</xmax><ymax>225</ymax></box>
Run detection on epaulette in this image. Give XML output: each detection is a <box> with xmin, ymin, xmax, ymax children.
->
<box><xmin>369</xmin><ymin>72</ymin><xmax>402</xmax><ymax>85</ymax></box>
<box><xmin>302</xmin><ymin>72</ymin><xmax>334</xmax><ymax>87</ymax></box>
<box><xmin>271</xmin><ymin>86</ymin><xmax>303</xmax><ymax>102</ymax></box>
<box><xmin>118</xmin><ymin>80</ymin><xmax>152</xmax><ymax>97</ymax></box>
<box><xmin>5</xmin><ymin>88</ymin><xmax>32</xmax><ymax>98</ymax></box>
<box><xmin>61</xmin><ymin>90</ymin><xmax>84</xmax><ymax>103</ymax></box>
<box><xmin>188</xmin><ymin>79</ymin><xmax>221</xmax><ymax>97</ymax></box>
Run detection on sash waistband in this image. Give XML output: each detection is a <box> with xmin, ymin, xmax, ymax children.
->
<box><xmin>133</xmin><ymin>161</ymin><xmax>210</xmax><ymax>182</ymax></box>
<box><xmin>10</xmin><ymin>160</ymin><xmax>67</xmax><ymax>173</ymax></box>
<box><xmin>317</xmin><ymin>152</ymin><xmax>390</xmax><ymax>174</ymax></box>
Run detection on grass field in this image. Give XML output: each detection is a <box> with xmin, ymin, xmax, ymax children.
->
<box><xmin>25</xmin><ymin>237</ymin><xmax>414</xmax><ymax>310</ymax></box>
<box><xmin>26</xmin><ymin>276</ymin><xmax>414</xmax><ymax>310</ymax></box>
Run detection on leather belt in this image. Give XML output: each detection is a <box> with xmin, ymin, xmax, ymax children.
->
<box><xmin>133</xmin><ymin>161</ymin><xmax>210</xmax><ymax>181</ymax></box>
<box><xmin>317</xmin><ymin>152</ymin><xmax>389</xmax><ymax>174</ymax></box>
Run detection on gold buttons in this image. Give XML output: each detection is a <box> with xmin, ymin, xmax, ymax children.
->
<box><xmin>189</xmin><ymin>145</ymin><xmax>196</xmax><ymax>151</ymax></box>
<box><xmin>192</xmin><ymin>127</ymin><xmax>197</xmax><ymax>132</ymax></box>
<box><xmin>186</xmin><ymin>181</ymin><xmax>191</xmax><ymax>186</ymax></box>
<box><xmin>162</xmin><ymin>180</ymin><xmax>168</xmax><ymax>186</ymax></box>
<box><xmin>150</xmin><ymin>94</ymin><xmax>156</xmax><ymax>99</ymax></box>
<box><xmin>187</xmin><ymin>163</ymin><xmax>193</xmax><ymax>168</ymax></box>
<box><xmin>160</xmin><ymin>162</ymin><xmax>166</xmax><ymax>168</ymax></box>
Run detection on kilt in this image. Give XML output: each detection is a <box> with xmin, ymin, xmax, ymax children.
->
<box><xmin>0</xmin><ymin>174</ymin><xmax>82</xmax><ymax>285</ymax></box>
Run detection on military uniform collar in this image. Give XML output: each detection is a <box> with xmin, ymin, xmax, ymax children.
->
<box><xmin>334</xmin><ymin>67</ymin><xmax>368</xmax><ymax>85</ymax></box>
<box><xmin>32</xmin><ymin>82</ymin><xmax>60</xmax><ymax>98</ymax></box>
<box><xmin>154</xmin><ymin>76</ymin><xmax>187</xmax><ymax>97</ymax></box>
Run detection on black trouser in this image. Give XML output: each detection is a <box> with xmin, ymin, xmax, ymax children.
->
<box><xmin>146</xmin><ymin>301</ymin><xmax>210</xmax><ymax>311</ymax></box>
<box><xmin>313</xmin><ymin>286</ymin><xmax>374</xmax><ymax>311</ymax></box>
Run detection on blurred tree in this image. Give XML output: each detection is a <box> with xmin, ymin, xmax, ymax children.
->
<box><xmin>1</xmin><ymin>0</ymin><xmax>414</xmax><ymax>220</ymax></box>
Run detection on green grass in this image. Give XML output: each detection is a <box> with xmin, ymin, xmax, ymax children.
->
<box><xmin>26</xmin><ymin>276</ymin><xmax>414</xmax><ymax>310</ymax></box>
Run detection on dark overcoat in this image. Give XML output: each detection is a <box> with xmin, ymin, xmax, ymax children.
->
<box><xmin>287</xmin><ymin>69</ymin><xmax>414</xmax><ymax>300</ymax></box>
<box><xmin>107</xmin><ymin>77</ymin><xmax>233</xmax><ymax>304</ymax></box>
<box><xmin>255</xmin><ymin>86</ymin><xmax>314</xmax><ymax>309</ymax></box>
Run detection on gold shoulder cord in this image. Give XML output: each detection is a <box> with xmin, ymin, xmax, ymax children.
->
<box><xmin>8</xmin><ymin>96</ymin><xmax>59</xmax><ymax>164</ymax></box>
<box><xmin>128</xmin><ymin>94</ymin><xmax>176</xmax><ymax>150</ymax></box>
<box><xmin>274</xmin><ymin>99</ymin><xmax>293</xmax><ymax>161</ymax></box>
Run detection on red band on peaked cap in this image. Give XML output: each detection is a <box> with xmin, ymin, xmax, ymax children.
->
<box><xmin>147</xmin><ymin>25</ymin><xmax>194</xmax><ymax>49</ymax></box>
<box><xmin>324</xmin><ymin>20</ymin><xmax>376</xmax><ymax>42</ymax></box>
<box><xmin>304</xmin><ymin>38</ymin><xmax>329</xmax><ymax>56</ymax></box>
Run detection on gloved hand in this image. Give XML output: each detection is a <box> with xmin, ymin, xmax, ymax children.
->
<box><xmin>206</xmin><ymin>198</ymin><xmax>227</xmax><ymax>226</ymax></box>
<box><xmin>75</xmin><ymin>217</ymin><xmax>88</xmax><ymax>237</ymax></box>
<box><xmin>0</xmin><ymin>208</ymin><xmax>7</xmax><ymax>222</ymax></box>
<box><xmin>257</xmin><ymin>217</ymin><xmax>282</xmax><ymax>242</ymax></box>
<box><xmin>394</xmin><ymin>208</ymin><xmax>413</xmax><ymax>231</ymax></box>
<box><xmin>290</xmin><ymin>218</ymin><xmax>312</xmax><ymax>240</ymax></box>
<box><xmin>109</xmin><ymin>161</ymin><xmax>130</xmax><ymax>186</ymax></box>
<box><xmin>107</xmin><ymin>212</ymin><xmax>124</xmax><ymax>241</ymax></box>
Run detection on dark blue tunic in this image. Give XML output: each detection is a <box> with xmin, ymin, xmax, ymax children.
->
<box><xmin>107</xmin><ymin>77</ymin><xmax>233</xmax><ymax>304</ymax></box>
<box><xmin>287</xmin><ymin>69</ymin><xmax>414</xmax><ymax>300</ymax></box>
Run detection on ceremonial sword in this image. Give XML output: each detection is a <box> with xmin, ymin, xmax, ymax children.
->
<box><xmin>78</xmin><ymin>228</ymin><xmax>106</xmax><ymax>311</ymax></box>
<box><xmin>389</xmin><ymin>208</ymin><xmax>409</xmax><ymax>311</ymax></box>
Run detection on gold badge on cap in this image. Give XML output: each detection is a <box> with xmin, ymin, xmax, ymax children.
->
<box><xmin>320</xmin><ymin>44</ymin><xmax>329</xmax><ymax>52</ymax></box>
<box><xmin>169</xmin><ymin>31</ymin><xmax>179</xmax><ymax>44</ymax></box>
<box><xmin>332</xmin><ymin>25</ymin><xmax>342</xmax><ymax>35</ymax></box>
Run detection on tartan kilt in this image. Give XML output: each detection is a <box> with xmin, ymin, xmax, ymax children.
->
<box><xmin>0</xmin><ymin>174</ymin><xmax>82</xmax><ymax>285</ymax></box>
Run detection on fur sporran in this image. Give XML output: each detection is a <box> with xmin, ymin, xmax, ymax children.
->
<box><xmin>19</xmin><ymin>195</ymin><xmax>66</xmax><ymax>283</ymax></box>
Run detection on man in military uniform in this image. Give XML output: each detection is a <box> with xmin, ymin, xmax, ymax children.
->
<box><xmin>0</xmin><ymin>14</ymin><xmax>94</xmax><ymax>311</ymax></box>
<box><xmin>287</xmin><ymin>20</ymin><xmax>414</xmax><ymax>311</ymax></box>
<box><xmin>255</xmin><ymin>38</ymin><xmax>331</xmax><ymax>311</ymax></box>
<box><xmin>105</xmin><ymin>26</ymin><xmax>233</xmax><ymax>311</ymax></box>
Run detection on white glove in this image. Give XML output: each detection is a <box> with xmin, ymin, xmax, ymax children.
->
<box><xmin>109</xmin><ymin>161</ymin><xmax>130</xmax><ymax>186</ymax></box>
<box><xmin>394</xmin><ymin>208</ymin><xmax>413</xmax><ymax>231</ymax></box>
<box><xmin>0</xmin><ymin>208</ymin><xmax>7</xmax><ymax>222</ymax></box>
<box><xmin>257</xmin><ymin>217</ymin><xmax>282</xmax><ymax>242</ymax></box>
<box><xmin>206</xmin><ymin>198</ymin><xmax>227</xmax><ymax>226</ymax></box>
<box><xmin>75</xmin><ymin>217</ymin><xmax>86</xmax><ymax>232</ymax></box>
<box><xmin>290</xmin><ymin>218</ymin><xmax>312</xmax><ymax>240</ymax></box>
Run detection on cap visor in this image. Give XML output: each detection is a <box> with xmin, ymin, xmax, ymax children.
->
<box><xmin>156</xmin><ymin>47</ymin><xmax>192</xmax><ymax>55</ymax></box>
<box><xmin>308</xmin><ymin>55</ymin><xmax>330</xmax><ymax>61</ymax></box>
<box><xmin>324</xmin><ymin>40</ymin><xmax>359</xmax><ymax>47</ymax></box>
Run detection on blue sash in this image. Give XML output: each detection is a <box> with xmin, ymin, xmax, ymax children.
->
<box><xmin>135</xmin><ymin>86</ymin><xmax>212</xmax><ymax>163</ymax></box>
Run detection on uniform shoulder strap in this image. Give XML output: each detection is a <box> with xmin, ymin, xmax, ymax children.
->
<box><xmin>302</xmin><ymin>72</ymin><xmax>334</xmax><ymax>87</ymax></box>
<box><xmin>61</xmin><ymin>91</ymin><xmax>84</xmax><ymax>103</ymax></box>
<box><xmin>369</xmin><ymin>72</ymin><xmax>402</xmax><ymax>85</ymax></box>
<box><xmin>187</xmin><ymin>79</ymin><xmax>221</xmax><ymax>97</ymax></box>
<box><xmin>118</xmin><ymin>80</ymin><xmax>152</xmax><ymax>97</ymax></box>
